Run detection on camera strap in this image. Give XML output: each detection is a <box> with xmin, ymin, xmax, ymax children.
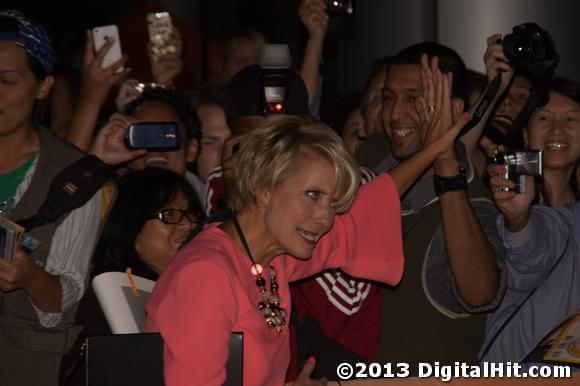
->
<box><xmin>16</xmin><ymin>155</ymin><xmax>115</xmax><ymax>232</ymax></box>
<box><xmin>459</xmin><ymin>73</ymin><xmax>503</xmax><ymax>138</ymax></box>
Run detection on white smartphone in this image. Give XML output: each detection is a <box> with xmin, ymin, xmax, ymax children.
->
<box><xmin>91</xmin><ymin>25</ymin><xmax>124</xmax><ymax>72</ymax></box>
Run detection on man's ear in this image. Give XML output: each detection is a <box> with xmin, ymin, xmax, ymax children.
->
<box><xmin>452</xmin><ymin>98</ymin><xmax>465</xmax><ymax>122</ymax></box>
<box><xmin>36</xmin><ymin>75</ymin><xmax>55</xmax><ymax>100</ymax></box>
<box><xmin>185</xmin><ymin>138</ymin><xmax>199</xmax><ymax>163</ymax></box>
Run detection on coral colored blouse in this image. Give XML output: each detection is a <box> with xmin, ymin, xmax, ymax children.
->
<box><xmin>146</xmin><ymin>173</ymin><xmax>404</xmax><ymax>386</ymax></box>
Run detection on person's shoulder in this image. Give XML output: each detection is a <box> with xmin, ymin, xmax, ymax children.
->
<box><xmin>169</xmin><ymin>224</ymin><xmax>235</xmax><ymax>273</ymax></box>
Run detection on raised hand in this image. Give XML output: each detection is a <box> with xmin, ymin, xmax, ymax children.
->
<box><xmin>80</xmin><ymin>31</ymin><xmax>130</xmax><ymax>105</ymax></box>
<box><xmin>488</xmin><ymin>162</ymin><xmax>535</xmax><ymax>232</ymax></box>
<box><xmin>149</xmin><ymin>27</ymin><xmax>183</xmax><ymax>87</ymax></box>
<box><xmin>299</xmin><ymin>0</ymin><xmax>329</xmax><ymax>41</ymax></box>
<box><xmin>416</xmin><ymin>54</ymin><xmax>469</xmax><ymax>159</ymax></box>
<box><xmin>484</xmin><ymin>33</ymin><xmax>514</xmax><ymax>94</ymax></box>
<box><xmin>90</xmin><ymin>113</ymin><xmax>146</xmax><ymax>166</ymax></box>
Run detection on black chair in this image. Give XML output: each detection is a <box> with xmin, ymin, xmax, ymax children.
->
<box><xmin>85</xmin><ymin>332</ymin><xmax>243</xmax><ymax>386</ymax></box>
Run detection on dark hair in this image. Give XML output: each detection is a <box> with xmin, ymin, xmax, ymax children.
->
<box><xmin>466</xmin><ymin>69</ymin><xmax>487</xmax><ymax>96</ymax></box>
<box><xmin>191</xmin><ymin>84</ymin><xmax>227</xmax><ymax>110</ymax></box>
<box><xmin>0</xmin><ymin>15</ymin><xmax>50</xmax><ymax>80</ymax></box>
<box><xmin>329</xmin><ymin>91</ymin><xmax>362</xmax><ymax>136</ymax></box>
<box><xmin>391</xmin><ymin>42</ymin><xmax>468</xmax><ymax>108</ymax></box>
<box><xmin>546</xmin><ymin>77</ymin><xmax>580</xmax><ymax>105</ymax></box>
<box><xmin>125</xmin><ymin>86</ymin><xmax>201</xmax><ymax>141</ymax></box>
<box><xmin>360</xmin><ymin>56</ymin><xmax>390</xmax><ymax>111</ymax></box>
<box><xmin>92</xmin><ymin>168</ymin><xmax>205</xmax><ymax>280</ymax></box>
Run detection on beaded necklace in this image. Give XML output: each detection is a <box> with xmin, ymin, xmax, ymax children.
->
<box><xmin>232</xmin><ymin>214</ymin><xmax>287</xmax><ymax>333</ymax></box>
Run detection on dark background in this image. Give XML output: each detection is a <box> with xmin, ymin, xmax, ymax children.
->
<box><xmin>4</xmin><ymin>0</ymin><xmax>580</xmax><ymax>96</ymax></box>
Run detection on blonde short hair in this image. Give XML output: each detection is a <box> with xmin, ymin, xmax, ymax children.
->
<box><xmin>230</xmin><ymin>115</ymin><xmax>361</xmax><ymax>213</ymax></box>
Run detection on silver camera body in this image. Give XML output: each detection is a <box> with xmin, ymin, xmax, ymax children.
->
<box><xmin>494</xmin><ymin>150</ymin><xmax>543</xmax><ymax>193</ymax></box>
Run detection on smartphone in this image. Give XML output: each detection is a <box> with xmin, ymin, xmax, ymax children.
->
<box><xmin>125</xmin><ymin>122</ymin><xmax>180</xmax><ymax>151</ymax></box>
<box><xmin>146</xmin><ymin>12</ymin><xmax>178</xmax><ymax>61</ymax></box>
<box><xmin>92</xmin><ymin>25</ymin><xmax>124</xmax><ymax>72</ymax></box>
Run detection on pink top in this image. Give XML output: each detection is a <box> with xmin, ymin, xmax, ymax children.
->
<box><xmin>146</xmin><ymin>173</ymin><xmax>404</xmax><ymax>386</ymax></box>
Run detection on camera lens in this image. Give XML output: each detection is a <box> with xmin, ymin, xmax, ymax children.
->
<box><xmin>503</xmin><ymin>34</ymin><xmax>534</xmax><ymax>64</ymax></box>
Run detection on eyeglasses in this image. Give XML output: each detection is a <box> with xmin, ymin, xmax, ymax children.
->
<box><xmin>153</xmin><ymin>208</ymin><xmax>199</xmax><ymax>225</ymax></box>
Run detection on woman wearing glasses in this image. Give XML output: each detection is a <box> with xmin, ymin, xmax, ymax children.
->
<box><xmin>93</xmin><ymin>167</ymin><xmax>204</xmax><ymax>279</ymax></box>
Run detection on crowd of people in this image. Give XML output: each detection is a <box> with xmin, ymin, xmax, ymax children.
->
<box><xmin>0</xmin><ymin>1</ymin><xmax>579</xmax><ymax>385</ymax></box>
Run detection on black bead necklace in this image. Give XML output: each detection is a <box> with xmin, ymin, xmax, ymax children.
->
<box><xmin>232</xmin><ymin>214</ymin><xmax>287</xmax><ymax>333</ymax></box>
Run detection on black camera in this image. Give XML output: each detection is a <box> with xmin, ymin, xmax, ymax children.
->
<box><xmin>325</xmin><ymin>0</ymin><xmax>354</xmax><ymax>16</ymax></box>
<box><xmin>493</xmin><ymin>150</ymin><xmax>543</xmax><ymax>193</ymax></box>
<box><xmin>502</xmin><ymin>23</ymin><xmax>558</xmax><ymax>66</ymax></box>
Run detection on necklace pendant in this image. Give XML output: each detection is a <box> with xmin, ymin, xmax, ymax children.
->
<box><xmin>250</xmin><ymin>264</ymin><xmax>263</xmax><ymax>276</ymax></box>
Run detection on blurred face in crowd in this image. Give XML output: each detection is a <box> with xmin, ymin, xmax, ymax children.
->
<box><xmin>362</xmin><ymin>70</ymin><xmax>386</xmax><ymax>136</ymax></box>
<box><xmin>381</xmin><ymin>64</ymin><xmax>424</xmax><ymax>160</ymax></box>
<box><xmin>135</xmin><ymin>190</ymin><xmax>198</xmax><ymax>273</ymax></box>
<box><xmin>224</xmin><ymin>38</ymin><xmax>263</xmax><ymax>81</ymax></box>
<box><xmin>0</xmin><ymin>40</ymin><xmax>53</xmax><ymax>138</ymax></box>
<box><xmin>128</xmin><ymin>101</ymin><xmax>198</xmax><ymax>175</ymax></box>
<box><xmin>490</xmin><ymin>75</ymin><xmax>532</xmax><ymax>135</ymax></box>
<box><xmin>261</xmin><ymin>150</ymin><xmax>337</xmax><ymax>260</ymax></box>
<box><xmin>342</xmin><ymin>108</ymin><xmax>365</xmax><ymax>155</ymax></box>
<box><xmin>524</xmin><ymin>91</ymin><xmax>580</xmax><ymax>171</ymax></box>
<box><xmin>196</xmin><ymin>103</ymin><xmax>232</xmax><ymax>181</ymax></box>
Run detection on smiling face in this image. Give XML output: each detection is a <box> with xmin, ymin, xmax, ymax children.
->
<box><xmin>525</xmin><ymin>91</ymin><xmax>580</xmax><ymax>171</ymax></box>
<box><xmin>261</xmin><ymin>149</ymin><xmax>337</xmax><ymax>260</ymax></box>
<box><xmin>134</xmin><ymin>190</ymin><xmax>197</xmax><ymax>273</ymax></box>
<box><xmin>381</xmin><ymin>64</ymin><xmax>424</xmax><ymax>160</ymax></box>
<box><xmin>0</xmin><ymin>40</ymin><xmax>53</xmax><ymax>138</ymax></box>
<box><xmin>127</xmin><ymin>101</ymin><xmax>197</xmax><ymax>175</ymax></box>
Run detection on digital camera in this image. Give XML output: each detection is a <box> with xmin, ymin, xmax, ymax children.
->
<box><xmin>493</xmin><ymin>150</ymin><xmax>543</xmax><ymax>193</ymax></box>
<box><xmin>502</xmin><ymin>23</ymin><xmax>558</xmax><ymax>66</ymax></box>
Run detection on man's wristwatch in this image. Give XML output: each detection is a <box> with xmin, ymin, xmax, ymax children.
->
<box><xmin>433</xmin><ymin>171</ymin><xmax>467</xmax><ymax>196</ymax></box>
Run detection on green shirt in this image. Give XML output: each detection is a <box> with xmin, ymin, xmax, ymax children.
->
<box><xmin>0</xmin><ymin>154</ymin><xmax>38</xmax><ymax>212</ymax></box>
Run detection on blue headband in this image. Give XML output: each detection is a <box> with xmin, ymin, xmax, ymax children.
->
<box><xmin>0</xmin><ymin>10</ymin><xmax>55</xmax><ymax>74</ymax></box>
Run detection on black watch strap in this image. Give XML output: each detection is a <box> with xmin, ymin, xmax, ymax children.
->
<box><xmin>433</xmin><ymin>173</ymin><xmax>467</xmax><ymax>196</ymax></box>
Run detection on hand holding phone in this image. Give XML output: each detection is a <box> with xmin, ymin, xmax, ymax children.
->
<box><xmin>146</xmin><ymin>12</ymin><xmax>180</xmax><ymax>62</ymax></box>
<box><xmin>92</xmin><ymin>25</ymin><xmax>125</xmax><ymax>72</ymax></box>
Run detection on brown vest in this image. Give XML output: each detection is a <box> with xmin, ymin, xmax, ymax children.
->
<box><xmin>378</xmin><ymin>177</ymin><xmax>492</xmax><ymax>372</ymax></box>
<box><xmin>0</xmin><ymin>128</ymin><xmax>86</xmax><ymax>386</ymax></box>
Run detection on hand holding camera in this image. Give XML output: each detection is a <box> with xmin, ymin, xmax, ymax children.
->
<box><xmin>299</xmin><ymin>0</ymin><xmax>329</xmax><ymax>41</ymax></box>
<box><xmin>487</xmin><ymin>161</ymin><xmax>536</xmax><ymax>233</ymax></box>
<box><xmin>90</xmin><ymin>114</ymin><xmax>146</xmax><ymax>166</ymax></box>
<box><xmin>483</xmin><ymin>33</ymin><xmax>514</xmax><ymax>95</ymax></box>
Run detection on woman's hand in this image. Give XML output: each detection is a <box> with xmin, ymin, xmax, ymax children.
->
<box><xmin>90</xmin><ymin>113</ymin><xmax>146</xmax><ymax>165</ymax></box>
<box><xmin>80</xmin><ymin>31</ymin><xmax>130</xmax><ymax>105</ymax></box>
<box><xmin>286</xmin><ymin>357</ymin><xmax>327</xmax><ymax>386</ymax></box>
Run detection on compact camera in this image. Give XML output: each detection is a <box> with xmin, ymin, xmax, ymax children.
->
<box><xmin>502</xmin><ymin>23</ymin><xmax>558</xmax><ymax>66</ymax></box>
<box><xmin>325</xmin><ymin>0</ymin><xmax>354</xmax><ymax>16</ymax></box>
<box><xmin>493</xmin><ymin>150</ymin><xmax>543</xmax><ymax>193</ymax></box>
